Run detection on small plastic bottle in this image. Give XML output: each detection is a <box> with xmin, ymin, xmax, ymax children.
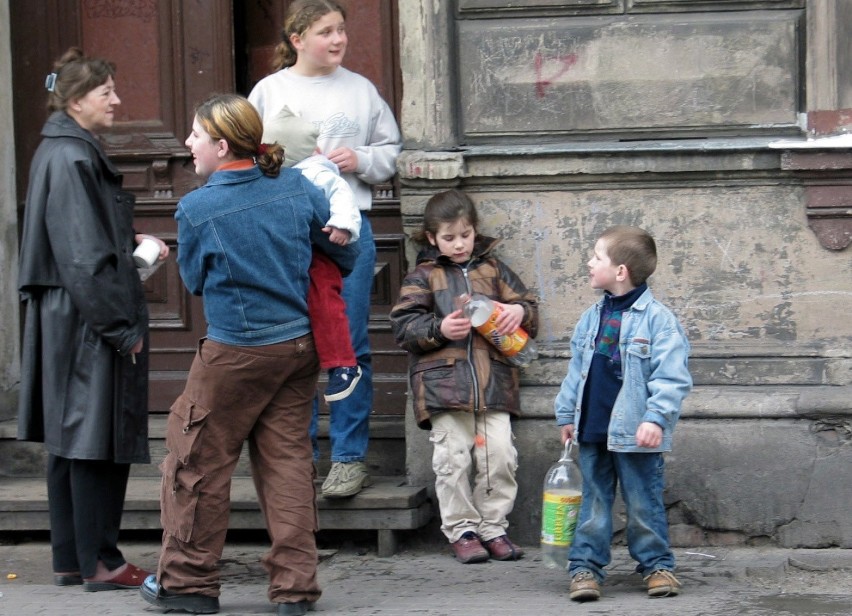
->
<box><xmin>458</xmin><ymin>292</ymin><xmax>538</xmax><ymax>367</ymax></box>
<box><xmin>540</xmin><ymin>439</ymin><xmax>583</xmax><ymax>569</ymax></box>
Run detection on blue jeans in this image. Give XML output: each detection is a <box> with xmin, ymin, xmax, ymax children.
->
<box><xmin>567</xmin><ymin>443</ymin><xmax>674</xmax><ymax>581</ymax></box>
<box><xmin>311</xmin><ymin>216</ymin><xmax>375</xmax><ymax>463</ymax></box>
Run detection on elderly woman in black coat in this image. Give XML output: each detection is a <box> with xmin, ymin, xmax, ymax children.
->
<box><xmin>16</xmin><ymin>47</ymin><xmax>168</xmax><ymax>591</ymax></box>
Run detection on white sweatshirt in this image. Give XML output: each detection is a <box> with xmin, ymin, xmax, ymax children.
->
<box><xmin>249</xmin><ymin>67</ymin><xmax>402</xmax><ymax>211</ymax></box>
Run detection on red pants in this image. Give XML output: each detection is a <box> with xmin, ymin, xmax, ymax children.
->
<box><xmin>308</xmin><ymin>249</ymin><xmax>356</xmax><ymax>370</ymax></box>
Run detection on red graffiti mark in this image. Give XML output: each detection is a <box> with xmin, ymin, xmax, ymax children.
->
<box><xmin>535</xmin><ymin>52</ymin><xmax>578</xmax><ymax>98</ymax></box>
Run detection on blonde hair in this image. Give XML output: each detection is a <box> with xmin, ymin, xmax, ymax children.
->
<box><xmin>46</xmin><ymin>47</ymin><xmax>116</xmax><ymax>113</ymax></box>
<box><xmin>195</xmin><ymin>94</ymin><xmax>285</xmax><ymax>177</ymax></box>
<box><xmin>271</xmin><ymin>0</ymin><xmax>347</xmax><ymax>71</ymax></box>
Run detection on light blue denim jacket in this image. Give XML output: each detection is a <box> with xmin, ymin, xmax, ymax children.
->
<box><xmin>176</xmin><ymin>165</ymin><xmax>357</xmax><ymax>347</ymax></box>
<box><xmin>554</xmin><ymin>287</ymin><xmax>692</xmax><ymax>452</ymax></box>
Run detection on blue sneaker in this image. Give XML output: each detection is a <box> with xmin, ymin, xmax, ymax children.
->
<box><xmin>324</xmin><ymin>366</ymin><xmax>362</xmax><ymax>402</ymax></box>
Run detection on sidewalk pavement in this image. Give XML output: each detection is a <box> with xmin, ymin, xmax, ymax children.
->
<box><xmin>1</xmin><ymin>539</ymin><xmax>851</xmax><ymax>616</ymax></box>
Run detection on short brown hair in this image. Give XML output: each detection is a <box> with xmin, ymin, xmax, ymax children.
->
<box><xmin>598</xmin><ymin>225</ymin><xmax>657</xmax><ymax>286</ymax></box>
<box><xmin>47</xmin><ymin>47</ymin><xmax>115</xmax><ymax>113</ymax></box>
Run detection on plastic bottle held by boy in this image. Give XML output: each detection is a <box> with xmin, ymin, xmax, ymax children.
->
<box><xmin>458</xmin><ymin>292</ymin><xmax>538</xmax><ymax>367</ymax></box>
<box><xmin>540</xmin><ymin>439</ymin><xmax>583</xmax><ymax>569</ymax></box>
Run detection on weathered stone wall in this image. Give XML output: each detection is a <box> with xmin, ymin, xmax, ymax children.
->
<box><xmin>399</xmin><ymin>0</ymin><xmax>852</xmax><ymax>548</ymax></box>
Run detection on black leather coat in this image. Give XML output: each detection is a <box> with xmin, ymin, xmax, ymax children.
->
<box><xmin>17</xmin><ymin>112</ymin><xmax>150</xmax><ymax>464</ymax></box>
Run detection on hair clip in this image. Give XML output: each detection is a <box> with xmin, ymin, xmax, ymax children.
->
<box><xmin>45</xmin><ymin>73</ymin><xmax>57</xmax><ymax>92</ymax></box>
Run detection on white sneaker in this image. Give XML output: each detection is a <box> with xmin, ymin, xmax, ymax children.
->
<box><xmin>321</xmin><ymin>461</ymin><xmax>372</xmax><ymax>498</ymax></box>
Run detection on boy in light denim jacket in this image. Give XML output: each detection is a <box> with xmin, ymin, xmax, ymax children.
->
<box><xmin>554</xmin><ymin>225</ymin><xmax>692</xmax><ymax>602</ymax></box>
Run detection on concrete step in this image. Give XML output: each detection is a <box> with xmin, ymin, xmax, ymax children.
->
<box><xmin>0</xmin><ymin>475</ymin><xmax>433</xmax><ymax>557</ymax></box>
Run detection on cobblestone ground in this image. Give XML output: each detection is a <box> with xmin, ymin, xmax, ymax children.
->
<box><xmin>1</xmin><ymin>538</ymin><xmax>850</xmax><ymax>616</ymax></box>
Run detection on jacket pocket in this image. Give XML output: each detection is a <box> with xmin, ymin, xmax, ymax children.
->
<box><xmin>483</xmin><ymin>359</ymin><xmax>520</xmax><ymax>412</ymax></box>
<box><xmin>159</xmin><ymin>454</ymin><xmax>204</xmax><ymax>543</ymax></box>
<box><xmin>411</xmin><ymin>357</ymin><xmax>467</xmax><ymax>411</ymax></box>
<box><xmin>625</xmin><ymin>337</ymin><xmax>652</xmax><ymax>387</ymax></box>
<box><xmin>167</xmin><ymin>394</ymin><xmax>213</xmax><ymax>466</ymax></box>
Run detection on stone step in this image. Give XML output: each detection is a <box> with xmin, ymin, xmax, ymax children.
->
<box><xmin>0</xmin><ymin>415</ymin><xmax>406</xmax><ymax>478</ymax></box>
<box><xmin>0</xmin><ymin>475</ymin><xmax>432</xmax><ymax>557</ymax></box>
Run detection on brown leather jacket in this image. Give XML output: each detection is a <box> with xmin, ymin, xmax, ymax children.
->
<box><xmin>390</xmin><ymin>236</ymin><xmax>539</xmax><ymax>430</ymax></box>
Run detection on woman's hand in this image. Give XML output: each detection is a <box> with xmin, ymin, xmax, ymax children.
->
<box><xmin>135</xmin><ymin>234</ymin><xmax>170</xmax><ymax>261</ymax></box>
<box><xmin>326</xmin><ymin>147</ymin><xmax>358</xmax><ymax>173</ymax></box>
<box><xmin>561</xmin><ymin>424</ymin><xmax>574</xmax><ymax>445</ymax></box>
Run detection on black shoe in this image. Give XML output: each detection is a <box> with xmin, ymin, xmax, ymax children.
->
<box><xmin>53</xmin><ymin>573</ymin><xmax>83</xmax><ymax>586</ymax></box>
<box><xmin>277</xmin><ymin>599</ymin><xmax>315</xmax><ymax>615</ymax></box>
<box><xmin>139</xmin><ymin>574</ymin><xmax>219</xmax><ymax>614</ymax></box>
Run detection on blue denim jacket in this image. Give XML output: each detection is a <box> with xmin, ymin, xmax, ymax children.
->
<box><xmin>554</xmin><ymin>287</ymin><xmax>692</xmax><ymax>452</ymax></box>
<box><xmin>176</xmin><ymin>165</ymin><xmax>357</xmax><ymax>346</ymax></box>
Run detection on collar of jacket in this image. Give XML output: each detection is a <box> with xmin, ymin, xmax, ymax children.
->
<box><xmin>415</xmin><ymin>235</ymin><xmax>501</xmax><ymax>266</ymax></box>
<box><xmin>205</xmin><ymin>164</ymin><xmax>265</xmax><ymax>186</ymax></box>
<box><xmin>42</xmin><ymin>111</ymin><xmax>120</xmax><ymax>177</ymax></box>
<box><xmin>597</xmin><ymin>284</ymin><xmax>653</xmax><ymax>312</ymax></box>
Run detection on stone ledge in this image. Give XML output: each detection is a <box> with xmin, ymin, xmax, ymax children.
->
<box><xmin>516</xmin><ymin>384</ymin><xmax>852</xmax><ymax>420</ymax></box>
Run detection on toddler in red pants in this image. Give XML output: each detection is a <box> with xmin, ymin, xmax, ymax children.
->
<box><xmin>264</xmin><ymin>106</ymin><xmax>362</xmax><ymax>402</ymax></box>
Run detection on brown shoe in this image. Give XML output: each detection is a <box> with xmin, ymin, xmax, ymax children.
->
<box><xmin>645</xmin><ymin>569</ymin><xmax>681</xmax><ymax>597</ymax></box>
<box><xmin>482</xmin><ymin>535</ymin><xmax>524</xmax><ymax>561</ymax></box>
<box><xmin>451</xmin><ymin>532</ymin><xmax>489</xmax><ymax>564</ymax></box>
<box><xmin>569</xmin><ymin>570</ymin><xmax>601</xmax><ymax>602</ymax></box>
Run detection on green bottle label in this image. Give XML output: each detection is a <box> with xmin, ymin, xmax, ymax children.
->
<box><xmin>541</xmin><ymin>490</ymin><xmax>582</xmax><ymax>547</ymax></box>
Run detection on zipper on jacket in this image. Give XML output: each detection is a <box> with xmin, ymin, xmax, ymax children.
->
<box><xmin>461</xmin><ymin>262</ymin><xmax>493</xmax><ymax>494</ymax></box>
<box><xmin>460</xmin><ymin>264</ymin><xmax>481</xmax><ymax>413</ymax></box>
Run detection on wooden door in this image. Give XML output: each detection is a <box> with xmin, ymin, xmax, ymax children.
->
<box><xmin>11</xmin><ymin>0</ymin><xmax>235</xmax><ymax>414</ymax></box>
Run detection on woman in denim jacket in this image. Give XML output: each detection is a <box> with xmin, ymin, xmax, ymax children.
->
<box><xmin>141</xmin><ymin>94</ymin><xmax>354</xmax><ymax>616</ymax></box>
<box><xmin>554</xmin><ymin>226</ymin><xmax>692</xmax><ymax>603</ymax></box>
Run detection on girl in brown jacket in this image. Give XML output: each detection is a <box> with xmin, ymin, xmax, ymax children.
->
<box><xmin>390</xmin><ymin>189</ymin><xmax>539</xmax><ymax>564</ymax></box>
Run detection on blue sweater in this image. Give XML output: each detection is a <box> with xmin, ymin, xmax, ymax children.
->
<box><xmin>578</xmin><ymin>284</ymin><xmax>647</xmax><ymax>443</ymax></box>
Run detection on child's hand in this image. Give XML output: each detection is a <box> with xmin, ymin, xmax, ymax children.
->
<box><xmin>561</xmin><ymin>424</ymin><xmax>574</xmax><ymax>445</ymax></box>
<box><xmin>493</xmin><ymin>302</ymin><xmax>524</xmax><ymax>335</ymax></box>
<box><xmin>440</xmin><ymin>309</ymin><xmax>472</xmax><ymax>341</ymax></box>
<box><xmin>324</xmin><ymin>226</ymin><xmax>351</xmax><ymax>245</ymax></box>
<box><xmin>636</xmin><ymin>422</ymin><xmax>663</xmax><ymax>448</ymax></box>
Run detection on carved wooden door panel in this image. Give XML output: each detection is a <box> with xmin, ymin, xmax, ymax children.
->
<box><xmin>240</xmin><ymin>0</ymin><xmax>408</xmax><ymax>417</ymax></box>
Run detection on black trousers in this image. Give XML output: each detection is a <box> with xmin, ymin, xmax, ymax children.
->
<box><xmin>47</xmin><ymin>454</ymin><xmax>130</xmax><ymax>577</ymax></box>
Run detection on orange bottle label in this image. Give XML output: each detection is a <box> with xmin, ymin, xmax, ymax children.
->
<box><xmin>473</xmin><ymin>303</ymin><xmax>529</xmax><ymax>357</ymax></box>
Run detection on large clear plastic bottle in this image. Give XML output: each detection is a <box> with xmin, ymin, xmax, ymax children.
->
<box><xmin>540</xmin><ymin>439</ymin><xmax>583</xmax><ymax>569</ymax></box>
<box><xmin>458</xmin><ymin>292</ymin><xmax>538</xmax><ymax>367</ymax></box>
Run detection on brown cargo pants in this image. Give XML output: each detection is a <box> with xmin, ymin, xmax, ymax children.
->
<box><xmin>156</xmin><ymin>335</ymin><xmax>321</xmax><ymax>604</ymax></box>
